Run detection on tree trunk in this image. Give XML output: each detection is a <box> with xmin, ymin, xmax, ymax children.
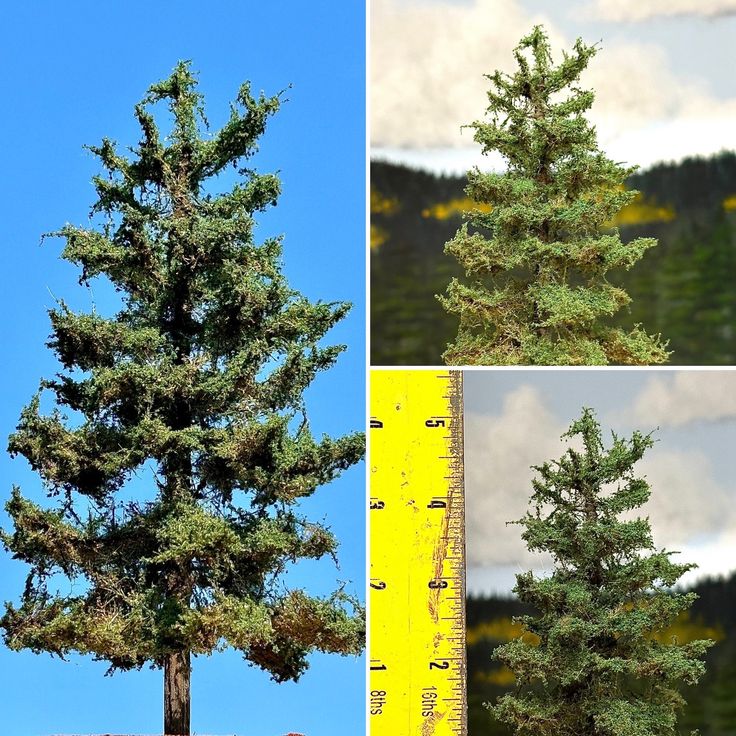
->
<box><xmin>164</xmin><ymin>650</ymin><xmax>191</xmax><ymax>735</ymax></box>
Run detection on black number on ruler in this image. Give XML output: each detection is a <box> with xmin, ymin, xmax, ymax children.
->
<box><xmin>429</xmin><ymin>660</ymin><xmax>450</xmax><ymax>670</ymax></box>
<box><xmin>370</xmin><ymin>418</ymin><xmax>384</xmax><ymax>429</ymax></box>
<box><xmin>427</xmin><ymin>497</ymin><xmax>447</xmax><ymax>509</ymax></box>
<box><xmin>371</xmin><ymin>659</ymin><xmax>387</xmax><ymax>671</ymax></box>
<box><xmin>370</xmin><ymin>579</ymin><xmax>387</xmax><ymax>590</ymax></box>
<box><xmin>428</xmin><ymin>579</ymin><xmax>448</xmax><ymax>589</ymax></box>
<box><xmin>425</xmin><ymin>418</ymin><xmax>446</xmax><ymax>428</ymax></box>
<box><xmin>421</xmin><ymin>686</ymin><xmax>438</xmax><ymax>717</ymax></box>
<box><xmin>370</xmin><ymin>497</ymin><xmax>385</xmax><ymax>510</ymax></box>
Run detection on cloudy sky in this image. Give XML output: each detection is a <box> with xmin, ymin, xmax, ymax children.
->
<box><xmin>465</xmin><ymin>370</ymin><xmax>736</xmax><ymax>595</ymax></box>
<box><xmin>372</xmin><ymin>0</ymin><xmax>736</xmax><ymax>173</ymax></box>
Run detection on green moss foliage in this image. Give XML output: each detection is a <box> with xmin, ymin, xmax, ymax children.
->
<box><xmin>1</xmin><ymin>62</ymin><xmax>364</xmax><ymax>679</ymax></box>
<box><xmin>438</xmin><ymin>27</ymin><xmax>669</xmax><ymax>365</ymax></box>
<box><xmin>492</xmin><ymin>410</ymin><xmax>711</xmax><ymax>736</ymax></box>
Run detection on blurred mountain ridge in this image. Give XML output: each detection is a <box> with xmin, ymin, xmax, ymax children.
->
<box><xmin>371</xmin><ymin>152</ymin><xmax>736</xmax><ymax>365</ymax></box>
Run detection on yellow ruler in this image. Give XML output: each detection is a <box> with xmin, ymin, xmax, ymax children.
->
<box><xmin>369</xmin><ymin>369</ymin><xmax>466</xmax><ymax>736</ymax></box>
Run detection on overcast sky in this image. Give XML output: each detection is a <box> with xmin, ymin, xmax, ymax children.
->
<box><xmin>465</xmin><ymin>370</ymin><xmax>736</xmax><ymax>595</ymax></box>
<box><xmin>372</xmin><ymin>0</ymin><xmax>736</xmax><ymax>173</ymax></box>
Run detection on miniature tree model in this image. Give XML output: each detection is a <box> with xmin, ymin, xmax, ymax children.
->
<box><xmin>1</xmin><ymin>63</ymin><xmax>364</xmax><ymax>736</ymax></box>
<box><xmin>493</xmin><ymin>409</ymin><xmax>712</xmax><ymax>736</ymax></box>
<box><xmin>438</xmin><ymin>26</ymin><xmax>669</xmax><ymax>365</ymax></box>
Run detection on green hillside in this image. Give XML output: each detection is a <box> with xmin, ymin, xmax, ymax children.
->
<box><xmin>371</xmin><ymin>153</ymin><xmax>736</xmax><ymax>365</ymax></box>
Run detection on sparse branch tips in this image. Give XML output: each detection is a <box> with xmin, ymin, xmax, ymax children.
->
<box><xmin>492</xmin><ymin>408</ymin><xmax>712</xmax><ymax>736</ymax></box>
<box><xmin>1</xmin><ymin>61</ymin><xmax>364</xmax><ymax>736</ymax></box>
<box><xmin>438</xmin><ymin>26</ymin><xmax>669</xmax><ymax>365</ymax></box>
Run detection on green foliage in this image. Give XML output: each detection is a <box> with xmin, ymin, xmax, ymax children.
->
<box><xmin>1</xmin><ymin>62</ymin><xmax>364</xmax><ymax>679</ymax></box>
<box><xmin>492</xmin><ymin>410</ymin><xmax>712</xmax><ymax>736</ymax></box>
<box><xmin>370</xmin><ymin>153</ymin><xmax>736</xmax><ymax>366</ymax></box>
<box><xmin>438</xmin><ymin>26</ymin><xmax>668</xmax><ymax>365</ymax></box>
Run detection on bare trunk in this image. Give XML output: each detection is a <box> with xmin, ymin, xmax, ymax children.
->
<box><xmin>164</xmin><ymin>650</ymin><xmax>191</xmax><ymax>736</ymax></box>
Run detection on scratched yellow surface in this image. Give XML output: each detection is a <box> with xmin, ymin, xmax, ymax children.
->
<box><xmin>369</xmin><ymin>370</ymin><xmax>466</xmax><ymax>736</ymax></box>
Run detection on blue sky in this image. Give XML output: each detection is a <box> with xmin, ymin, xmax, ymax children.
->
<box><xmin>0</xmin><ymin>3</ymin><xmax>365</xmax><ymax>735</ymax></box>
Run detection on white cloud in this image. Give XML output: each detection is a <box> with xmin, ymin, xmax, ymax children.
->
<box><xmin>466</xmin><ymin>387</ymin><xmax>736</xmax><ymax>586</ymax></box>
<box><xmin>630</xmin><ymin>372</ymin><xmax>736</xmax><ymax>427</ymax></box>
<box><xmin>371</xmin><ymin>146</ymin><xmax>503</xmax><ymax>175</ymax></box>
<box><xmin>638</xmin><ymin>449</ymin><xmax>732</xmax><ymax>544</ymax></box>
<box><xmin>677</xmin><ymin>530</ymin><xmax>736</xmax><ymax>587</ymax></box>
<box><xmin>465</xmin><ymin>385</ymin><xmax>564</xmax><ymax>569</ymax></box>
<box><xmin>371</xmin><ymin>0</ymin><xmax>551</xmax><ymax>149</ymax></box>
<box><xmin>587</xmin><ymin>0</ymin><xmax>736</xmax><ymax>22</ymax></box>
<box><xmin>371</xmin><ymin>0</ymin><xmax>736</xmax><ymax>171</ymax></box>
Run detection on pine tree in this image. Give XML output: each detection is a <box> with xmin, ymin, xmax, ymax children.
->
<box><xmin>1</xmin><ymin>62</ymin><xmax>364</xmax><ymax>736</ymax></box>
<box><xmin>438</xmin><ymin>26</ymin><xmax>669</xmax><ymax>365</ymax></box>
<box><xmin>492</xmin><ymin>409</ymin><xmax>712</xmax><ymax>736</ymax></box>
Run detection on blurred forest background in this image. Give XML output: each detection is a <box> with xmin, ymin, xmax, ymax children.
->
<box><xmin>467</xmin><ymin>573</ymin><xmax>736</xmax><ymax>735</ymax></box>
<box><xmin>371</xmin><ymin>153</ymin><xmax>736</xmax><ymax>365</ymax></box>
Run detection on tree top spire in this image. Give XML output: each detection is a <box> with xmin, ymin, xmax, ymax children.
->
<box><xmin>439</xmin><ymin>26</ymin><xmax>669</xmax><ymax>365</ymax></box>
<box><xmin>493</xmin><ymin>408</ymin><xmax>712</xmax><ymax>735</ymax></box>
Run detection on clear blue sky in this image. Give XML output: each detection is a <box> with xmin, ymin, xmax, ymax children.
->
<box><xmin>0</xmin><ymin>2</ymin><xmax>365</xmax><ymax>735</ymax></box>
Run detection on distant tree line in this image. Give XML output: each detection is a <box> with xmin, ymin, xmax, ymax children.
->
<box><xmin>371</xmin><ymin>152</ymin><xmax>736</xmax><ymax>366</ymax></box>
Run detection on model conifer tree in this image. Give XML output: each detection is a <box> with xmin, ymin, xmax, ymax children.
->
<box><xmin>1</xmin><ymin>62</ymin><xmax>364</xmax><ymax>736</ymax></box>
<box><xmin>438</xmin><ymin>27</ymin><xmax>669</xmax><ymax>365</ymax></box>
<box><xmin>493</xmin><ymin>409</ymin><xmax>712</xmax><ymax>736</ymax></box>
